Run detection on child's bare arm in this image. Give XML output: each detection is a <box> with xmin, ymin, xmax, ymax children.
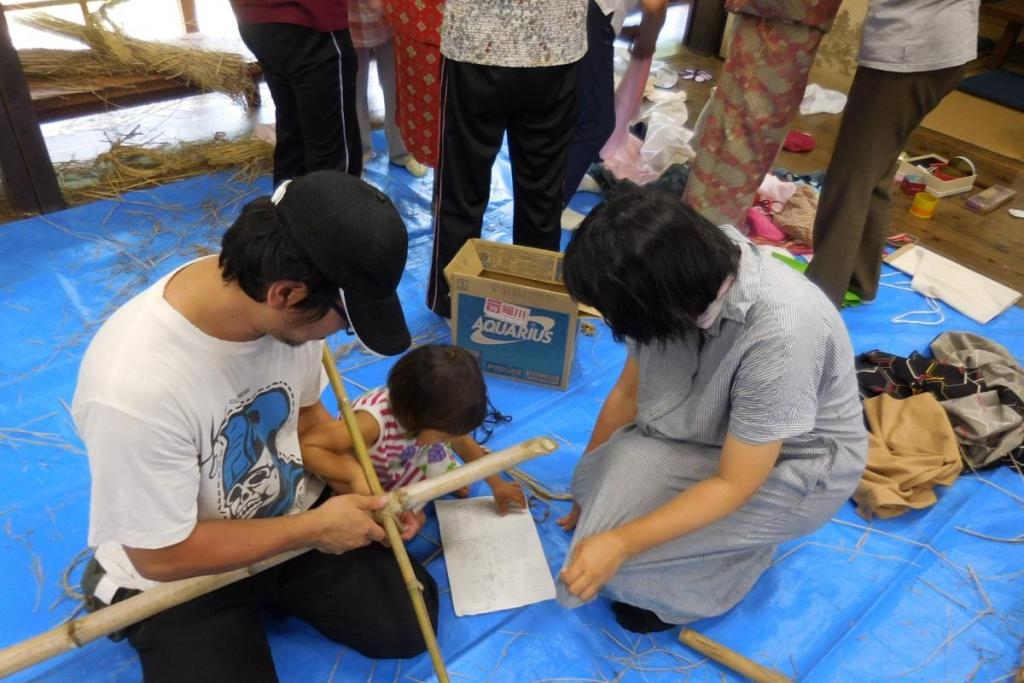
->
<box><xmin>450</xmin><ymin>435</ymin><xmax>526</xmax><ymax>514</ymax></box>
<box><xmin>302</xmin><ymin>445</ymin><xmax>370</xmax><ymax>494</ymax></box>
<box><xmin>300</xmin><ymin>412</ymin><xmax>381</xmax><ymax>494</ymax></box>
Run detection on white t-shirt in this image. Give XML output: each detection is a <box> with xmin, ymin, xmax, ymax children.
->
<box><xmin>73</xmin><ymin>258</ymin><xmax>326</xmax><ymax>591</ymax></box>
<box><xmin>858</xmin><ymin>0</ymin><xmax>979</xmax><ymax>73</ymax></box>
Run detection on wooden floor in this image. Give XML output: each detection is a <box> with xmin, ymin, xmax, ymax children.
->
<box><xmin>666</xmin><ymin>49</ymin><xmax>1024</xmax><ymax>296</ymax></box>
<box><xmin>2</xmin><ymin>38</ymin><xmax>1022</xmax><ymax>297</ymax></box>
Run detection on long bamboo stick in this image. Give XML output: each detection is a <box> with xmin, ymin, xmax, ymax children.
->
<box><xmin>320</xmin><ymin>343</ymin><xmax>450</xmax><ymax>682</ymax></box>
<box><xmin>679</xmin><ymin>629</ymin><xmax>792</xmax><ymax>683</ymax></box>
<box><xmin>0</xmin><ymin>550</ymin><xmax>305</xmax><ymax>678</ymax></box>
<box><xmin>399</xmin><ymin>437</ymin><xmax>557</xmax><ymax>512</ymax></box>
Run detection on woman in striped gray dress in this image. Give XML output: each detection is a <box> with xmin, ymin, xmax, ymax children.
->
<box><xmin>556</xmin><ymin>187</ymin><xmax>867</xmax><ymax>632</ymax></box>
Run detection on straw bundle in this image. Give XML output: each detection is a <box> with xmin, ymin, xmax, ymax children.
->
<box><xmin>16</xmin><ymin>48</ymin><xmax>132</xmax><ymax>82</ymax></box>
<box><xmin>55</xmin><ymin>136</ymin><xmax>273</xmax><ymax>204</ymax></box>
<box><xmin>17</xmin><ymin>1</ymin><xmax>257</xmax><ymax>105</ymax></box>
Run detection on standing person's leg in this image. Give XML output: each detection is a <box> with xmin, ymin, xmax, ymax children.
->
<box><xmin>562</xmin><ymin>0</ymin><xmax>616</xmax><ymax>206</ymax></box>
<box><xmin>126</xmin><ymin>570</ymin><xmax>280</xmax><ymax>683</ymax></box>
<box><xmin>427</xmin><ymin>59</ymin><xmax>508</xmax><ymax>317</ymax></box>
<box><xmin>806</xmin><ymin>65</ymin><xmax>967</xmax><ymax>305</ymax></box>
<box><xmin>355</xmin><ymin>46</ymin><xmax>375</xmax><ymax>160</ymax></box>
<box><xmin>240</xmin><ymin>23</ymin><xmax>362</xmax><ymax>181</ymax></box>
<box><xmin>845</xmin><ymin>65</ymin><xmax>966</xmax><ymax>300</ymax></box>
<box><xmin>237</xmin><ymin>23</ymin><xmax>307</xmax><ymax>186</ymax></box>
<box><xmin>266</xmin><ymin>545</ymin><xmax>439</xmax><ymax>659</ymax></box>
<box><xmin>375</xmin><ymin>40</ymin><xmax>413</xmax><ymax>165</ymax></box>
<box><xmin>507</xmin><ymin>62</ymin><xmax>579</xmax><ymax>250</ymax></box>
<box><xmin>681</xmin><ymin>15</ymin><xmax>824</xmax><ymax>227</ymax></box>
<box><xmin>307</xmin><ymin>29</ymin><xmax>362</xmax><ymax>177</ymax></box>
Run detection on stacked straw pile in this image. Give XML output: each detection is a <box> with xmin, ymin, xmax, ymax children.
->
<box><xmin>17</xmin><ymin>0</ymin><xmax>257</xmax><ymax>106</ymax></box>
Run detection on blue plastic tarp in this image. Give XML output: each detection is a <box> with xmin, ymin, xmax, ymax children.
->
<box><xmin>1</xmin><ymin>134</ymin><xmax>1022</xmax><ymax>682</ymax></box>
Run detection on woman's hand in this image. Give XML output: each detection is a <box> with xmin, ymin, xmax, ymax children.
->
<box><xmin>560</xmin><ymin>529</ymin><xmax>629</xmax><ymax>601</ymax></box>
<box><xmin>557</xmin><ymin>502</ymin><xmax>581</xmax><ymax>531</ymax></box>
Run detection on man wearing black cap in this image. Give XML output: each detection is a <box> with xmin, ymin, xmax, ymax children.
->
<box><xmin>72</xmin><ymin>171</ymin><xmax>435</xmax><ymax>681</ymax></box>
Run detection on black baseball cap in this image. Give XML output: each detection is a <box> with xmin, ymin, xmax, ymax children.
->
<box><xmin>271</xmin><ymin>170</ymin><xmax>411</xmax><ymax>356</ymax></box>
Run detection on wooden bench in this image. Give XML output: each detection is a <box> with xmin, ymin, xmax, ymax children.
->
<box><xmin>1</xmin><ymin>22</ymin><xmax>261</xmax><ymax>215</ymax></box>
<box><xmin>983</xmin><ymin>0</ymin><xmax>1024</xmax><ymax>69</ymax></box>
<box><xmin>27</xmin><ymin>33</ymin><xmax>262</xmax><ymax>123</ymax></box>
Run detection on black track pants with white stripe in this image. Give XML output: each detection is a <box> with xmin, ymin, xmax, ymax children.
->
<box><xmin>238</xmin><ymin>22</ymin><xmax>362</xmax><ymax>186</ymax></box>
<box><xmin>428</xmin><ymin>57</ymin><xmax>578</xmax><ymax>318</ymax></box>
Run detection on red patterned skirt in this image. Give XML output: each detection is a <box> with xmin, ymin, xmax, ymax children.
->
<box><xmin>384</xmin><ymin>0</ymin><xmax>444</xmax><ymax>166</ymax></box>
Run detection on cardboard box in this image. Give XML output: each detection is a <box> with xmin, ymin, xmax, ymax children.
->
<box><xmin>444</xmin><ymin>239</ymin><xmax>579</xmax><ymax>390</ymax></box>
<box><xmin>897</xmin><ymin>153</ymin><xmax>977</xmax><ymax>197</ymax></box>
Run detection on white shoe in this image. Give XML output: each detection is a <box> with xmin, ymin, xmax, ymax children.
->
<box><xmin>561</xmin><ymin>207</ymin><xmax>586</xmax><ymax>231</ymax></box>
<box><xmin>403</xmin><ymin>157</ymin><xmax>428</xmax><ymax>177</ymax></box>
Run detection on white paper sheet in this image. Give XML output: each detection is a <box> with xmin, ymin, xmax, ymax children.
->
<box><xmin>435</xmin><ymin>497</ymin><xmax>557</xmax><ymax>616</ymax></box>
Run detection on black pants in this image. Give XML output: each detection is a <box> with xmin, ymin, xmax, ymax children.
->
<box><xmin>427</xmin><ymin>58</ymin><xmax>578</xmax><ymax>317</ymax></box>
<box><xmin>125</xmin><ymin>545</ymin><xmax>438</xmax><ymax>682</ymax></box>
<box><xmin>563</xmin><ymin>0</ymin><xmax>616</xmax><ymax>206</ymax></box>
<box><xmin>237</xmin><ymin>22</ymin><xmax>362</xmax><ymax>186</ymax></box>
<box><xmin>806</xmin><ymin>64</ymin><xmax>965</xmax><ymax>306</ymax></box>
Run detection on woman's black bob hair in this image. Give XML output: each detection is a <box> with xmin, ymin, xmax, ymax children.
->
<box><xmin>564</xmin><ymin>185</ymin><xmax>740</xmax><ymax>345</ymax></box>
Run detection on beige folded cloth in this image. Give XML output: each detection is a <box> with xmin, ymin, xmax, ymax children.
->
<box><xmin>854</xmin><ymin>393</ymin><xmax>963</xmax><ymax>520</ymax></box>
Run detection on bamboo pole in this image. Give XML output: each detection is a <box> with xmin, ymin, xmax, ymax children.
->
<box><xmin>399</xmin><ymin>437</ymin><xmax>557</xmax><ymax>512</ymax></box>
<box><xmin>0</xmin><ymin>550</ymin><xmax>305</xmax><ymax>678</ymax></box>
<box><xmin>320</xmin><ymin>343</ymin><xmax>450</xmax><ymax>682</ymax></box>
<box><xmin>679</xmin><ymin>629</ymin><xmax>793</xmax><ymax>683</ymax></box>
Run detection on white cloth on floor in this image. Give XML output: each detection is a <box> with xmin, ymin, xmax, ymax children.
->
<box><xmin>650</xmin><ymin>60</ymin><xmax>679</xmax><ymax>89</ymax></box>
<box><xmin>800</xmin><ymin>84</ymin><xmax>847</xmax><ymax>115</ymax></box>
<box><xmin>885</xmin><ymin>245</ymin><xmax>1022</xmax><ymax>324</ymax></box>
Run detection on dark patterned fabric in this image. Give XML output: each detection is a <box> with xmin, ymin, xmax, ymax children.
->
<box><xmin>857</xmin><ymin>342</ymin><xmax>1024</xmax><ymax>470</ymax></box>
<box><xmin>856</xmin><ymin>350</ymin><xmax>987</xmax><ymax>401</ymax></box>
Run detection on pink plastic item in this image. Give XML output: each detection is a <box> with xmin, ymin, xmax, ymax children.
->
<box><xmin>746</xmin><ymin>208</ymin><xmax>787</xmax><ymax>241</ymax></box>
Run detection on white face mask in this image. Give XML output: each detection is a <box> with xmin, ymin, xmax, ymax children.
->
<box><xmin>695</xmin><ymin>275</ymin><xmax>735</xmax><ymax>330</ymax></box>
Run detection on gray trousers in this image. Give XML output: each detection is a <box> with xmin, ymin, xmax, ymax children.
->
<box><xmin>355</xmin><ymin>41</ymin><xmax>411</xmax><ymax>164</ymax></box>
<box><xmin>806</xmin><ymin>64</ymin><xmax>966</xmax><ymax>306</ymax></box>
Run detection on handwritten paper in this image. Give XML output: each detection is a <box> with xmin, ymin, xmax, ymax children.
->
<box><xmin>435</xmin><ymin>497</ymin><xmax>557</xmax><ymax>616</ymax></box>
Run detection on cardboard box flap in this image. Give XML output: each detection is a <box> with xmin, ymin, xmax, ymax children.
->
<box><xmin>444</xmin><ymin>239</ymin><xmax>485</xmax><ymax>281</ymax></box>
<box><xmin>469</xmin><ymin>240</ymin><xmax>563</xmax><ymax>284</ymax></box>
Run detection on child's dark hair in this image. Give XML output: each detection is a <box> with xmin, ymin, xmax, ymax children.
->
<box><xmin>387</xmin><ymin>345</ymin><xmax>488</xmax><ymax>436</ymax></box>
<box><xmin>219</xmin><ymin>197</ymin><xmax>338</xmax><ymax>322</ymax></box>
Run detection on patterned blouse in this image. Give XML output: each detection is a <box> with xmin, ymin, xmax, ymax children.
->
<box><xmin>440</xmin><ymin>0</ymin><xmax>588</xmax><ymax>68</ymax></box>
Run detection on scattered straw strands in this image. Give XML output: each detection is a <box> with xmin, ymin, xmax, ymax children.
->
<box><xmin>17</xmin><ymin>0</ymin><xmax>256</xmax><ymax>105</ymax></box>
<box><xmin>54</xmin><ymin>136</ymin><xmax>272</xmax><ymax>205</ymax></box>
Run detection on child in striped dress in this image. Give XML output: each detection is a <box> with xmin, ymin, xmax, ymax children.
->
<box><xmin>301</xmin><ymin>345</ymin><xmax>525</xmax><ymax>534</ymax></box>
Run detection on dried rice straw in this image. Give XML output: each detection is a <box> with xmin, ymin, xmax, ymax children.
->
<box><xmin>54</xmin><ymin>136</ymin><xmax>272</xmax><ymax>205</ymax></box>
<box><xmin>17</xmin><ymin>0</ymin><xmax>257</xmax><ymax>105</ymax></box>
